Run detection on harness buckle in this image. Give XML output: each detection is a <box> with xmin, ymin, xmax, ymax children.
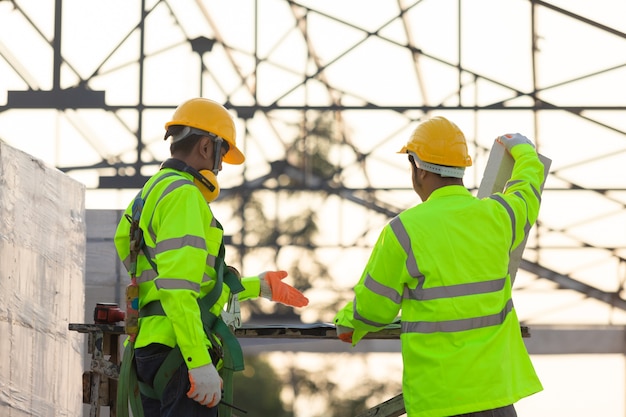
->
<box><xmin>221</xmin><ymin>293</ymin><xmax>241</xmax><ymax>331</ymax></box>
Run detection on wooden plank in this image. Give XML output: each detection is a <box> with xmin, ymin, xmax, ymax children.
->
<box><xmin>477</xmin><ymin>140</ymin><xmax>551</xmax><ymax>283</ymax></box>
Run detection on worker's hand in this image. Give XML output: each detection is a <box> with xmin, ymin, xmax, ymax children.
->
<box><xmin>187</xmin><ymin>363</ymin><xmax>222</xmax><ymax>407</ymax></box>
<box><xmin>497</xmin><ymin>133</ymin><xmax>535</xmax><ymax>152</ymax></box>
<box><xmin>336</xmin><ymin>325</ymin><xmax>354</xmax><ymax>344</ymax></box>
<box><xmin>259</xmin><ymin>270</ymin><xmax>309</xmax><ymax>308</ymax></box>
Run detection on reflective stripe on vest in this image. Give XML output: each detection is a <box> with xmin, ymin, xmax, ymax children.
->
<box><xmin>357</xmin><ymin>216</ymin><xmax>515</xmax><ymax>334</ymax></box>
<box><xmin>402</xmin><ymin>299</ymin><xmax>514</xmax><ymax>334</ymax></box>
<box><xmin>155</xmin><ymin>279</ymin><xmax>201</xmax><ymax>292</ymax></box>
<box><xmin>134</xmin><ymin>177</ymin><xmax>221</xmax><ymax>285</ymax></box>
<box><xmin>491</xmin><ymin>181</ymin><xmax>541</xmax><ymax>252</ymax></box>
<box><xmin>146</xmin><ymin>178</ymin><xmax>192</xmax><ymax>241</ymax></box>
<box><xmin>489</xmin><ymin>194</ymin><xmax>516</xmax><ymax>250</ymax></box>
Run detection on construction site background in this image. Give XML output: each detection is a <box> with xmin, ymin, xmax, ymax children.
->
<box><xmin>2</xmin><ymin>4</ymin><xmax>626</xmax><ymax>414</ymax></box>
<box><xmin>2</xmin><ymin>138</ymin><xmax>625</xmax><ymax>417</ymax></box>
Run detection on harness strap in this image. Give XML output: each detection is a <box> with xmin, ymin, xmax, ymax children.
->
<box><xmin>137</xmin><ymin>346</ymin><xmax>184</xmax><ymax>400</ymax></box>
<box><xmin>119</xmin><ymin>172</ymin><xmax>181</xmax><ymax>417</ymax></box>
<box><xmin>117</xmin><ymin>342</ymin><xmax>144</xmax><ymax>417</ymax></box>
<box><xmin>137</xmin><ymin>306</ymin><xmax>244</xmax><ymax>401</ymax></box>
<box><xmin>139</xmin><ymin>296</ymin><xmax>245</xmax><ymax>369</ymax></box>
<box><xmin>120</xmin><ymin>171</ymin><xmax>246</xmax><ymax>413</ymax></box>
<box><xmin>129</xmin><ymin>172</ymin><xmax>179</xmax><ymax>276</ymax></box>
<box><xmin>136</xmin><ymin>264</ymin><xmax>245</xmax><ymax>401</ymax></box>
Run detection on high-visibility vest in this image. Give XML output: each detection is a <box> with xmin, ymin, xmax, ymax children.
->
<box><xmin>335</xmin><ymin>144</ymin><xmax>544</xmax><ymax>417</ymax></box>
<box><xmin>114</xmin><ymin>168</ymin><xmax>260</xmax><ymax>417</ymax></box>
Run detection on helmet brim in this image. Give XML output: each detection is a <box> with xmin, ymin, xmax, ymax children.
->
<box><xmin>223</xmin><ymin>145</ymin><xmax>245</xmax><ymax>165</ymax></box>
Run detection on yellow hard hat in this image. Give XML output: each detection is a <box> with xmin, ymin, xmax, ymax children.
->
<box><xmin>398</xmin><ymin>116</ymin><xmax>472</xmax><ymax>167</ymax></box>
<box><xmin>165</xmin><ymin>98</ymin><xmax>245</xmax><ymax>165</ymax></box>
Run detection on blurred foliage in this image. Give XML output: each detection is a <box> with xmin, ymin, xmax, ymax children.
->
<box><xmin>232</xmin><ymin>354</ymin><xmax>402</xmax><ymax>417</ymax></box>
<box><xmin>285</xmin><ymin>357</ymin><xmax>402</xmax><ymax>417</ymax></box>
<box><xmin>226</xmin><ymin>112</ymin><xmax>355</xmax><ymax>320</ymax></box>
<box><xmin>233</xmin><ymin>355</ymin><xmax>291</xmax><ymax>417</ymax></box>
<box><xmin>224</xmin><ymin>112</ymin><xmax>398</xmax><ymax>416</ymax></box>
<box><xmin>285</xmin><ymin>112</ymin><xmax>341</xmax><ymax>183</ymax></box>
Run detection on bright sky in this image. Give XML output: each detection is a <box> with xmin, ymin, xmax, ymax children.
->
<box><xmin>1</xmin><ymin>1</ymin><xmax>626</xmax><ymax>416</ymax></box>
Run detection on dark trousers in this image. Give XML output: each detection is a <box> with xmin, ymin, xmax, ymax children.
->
<box><xmin>452</xmin><ymin>404</ymin><xmax>517</xmax><ymax>417</ymax></box>
<box><xmin>134</xmin><ymin>343</ymin><xmax>218</xmax><ymax>417</ymax></box>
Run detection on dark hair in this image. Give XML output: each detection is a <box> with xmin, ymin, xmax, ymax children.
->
<box><xmin>166</xmin><ymin>125</ymin><xmax>202</xmax><ymax>156</ymax></box>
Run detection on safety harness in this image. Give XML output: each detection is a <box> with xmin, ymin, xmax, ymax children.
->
<box><xmin>117</xmin><ymin>172</ymin><xmax>245</xmax><ymax>417</ymax></box>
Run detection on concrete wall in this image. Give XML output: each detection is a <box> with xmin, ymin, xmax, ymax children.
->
<box><xmin>85</xmin><ymin>210</ymin><xmax>126</xmax><ymax>319</ymax></box>
<box><xmin>80</xmin><ymin>209</ymin><xmax>126</xmax><ymax>417</ymax></box>
<box><xmin>0</xmin><ymin>140</ymin><xmax>85</xmax><ymax>417</ymax></box>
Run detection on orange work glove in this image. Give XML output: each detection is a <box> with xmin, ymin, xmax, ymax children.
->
<box><xmin>259</xmin><ymin>270</ymin><xmax>309</xmax><ymax>308</ymax></box>
<box><xmin>336</xmin><ymin>325</ymin><xmax>354</xmax><ymax>344</ymax></box>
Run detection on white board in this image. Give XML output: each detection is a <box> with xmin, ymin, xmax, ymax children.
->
<box><xmin>477</xmin><ymin>140</ymin><xmax>551</xmax><ymax>283</ymax></box>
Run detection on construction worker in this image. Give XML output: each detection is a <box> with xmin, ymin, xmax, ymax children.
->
<box><xmin>114</xmin><ymin>97</ymin><xmax>309</xmax><ymax>417</ymax></box>
<box><xmin>334</xmin><ymin>116</ymin><xmax>544</xmax><ymax>417</ymax></box>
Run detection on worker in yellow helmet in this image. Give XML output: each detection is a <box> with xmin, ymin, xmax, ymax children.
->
<box><xmin>334</xmin><ymin>116</ymin><xmax>543</xmax><ymax>417</ymax></box>
<box><xmin>114</xmin><ymin>98</ymin><xmax>309</xmax><ymax>417</ymax></box>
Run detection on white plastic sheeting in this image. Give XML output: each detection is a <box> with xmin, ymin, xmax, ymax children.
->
<box><xmin>0</xmin><ymin>140</ymin><xmax>85</xmax><ymax>417</ymax></box>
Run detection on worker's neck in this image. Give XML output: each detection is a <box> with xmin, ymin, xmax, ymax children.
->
<box><xmin>423</xmin><ymin>177</ymin><xmax>464</xmax><ymax>199</ymax></box>
<box><xmin>434</xmin><ymin>177</ymin><xmax>464</xmax><ymax>187</ymax></box>
<box><xmin>170</xmin><ymin>153</ymin><xmax>200</xmax><ymax>171</ymax></box>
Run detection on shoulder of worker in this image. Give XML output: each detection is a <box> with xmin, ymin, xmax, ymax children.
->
<box><xmin>145</xmin><ymin>169</ymin><xmax>196</xmax><ymax>194</ymax></box>
<box><xmin>143</xmin><ymin>170</ymin><xmax>206</xmax><ymax>206</ymax></box>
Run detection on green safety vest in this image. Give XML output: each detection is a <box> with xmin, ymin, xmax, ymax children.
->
<box><xmin>114</xmin><ymin>169</ymin><xmax>257</xmax><ymax>417</ymax></box>
<box><xmin>335</xmin><ymin>144</ymin><xmax>544</xmax><ymax>417</ymax></box>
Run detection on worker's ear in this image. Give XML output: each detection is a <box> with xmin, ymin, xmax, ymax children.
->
<box><xmin>410</xmin><ymin>163</ymin><xmax>426</xmax><ymax>179</ymax></box>
<box><xmin>198</xmin><ymin>136</ymin><xmax>212</xmax><ymax>159</ymax></box>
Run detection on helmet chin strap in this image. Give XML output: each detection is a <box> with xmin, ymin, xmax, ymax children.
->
<box><xmin>166</xmin><ymin>126</ymin><xmax>227</xmax><ymax>175</ymax></box>
<box><xmin>212</xmin><ymin>137</ymin><xmax>224</xmax><ymax>175</ymax></box>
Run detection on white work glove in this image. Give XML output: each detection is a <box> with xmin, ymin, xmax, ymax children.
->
<box><xmin>187</xmin><ymin>363</ymin><xmax>222</xmax><ymax>407</ymax></box>
<box><xmin>335</xmin><ymin>325</ymin><xmax>354</xmax><ymax>344</ymax></box>
<box><xmin>496</xmin><ymin>133</ymin><xmax>535</xmax><ymax>152</ymax></box>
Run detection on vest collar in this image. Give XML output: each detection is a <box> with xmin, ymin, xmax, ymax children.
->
<box><xmin>427</xmin><ymin>185</ymin><xmax>471</xmax><ymax>201</ymax></box>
